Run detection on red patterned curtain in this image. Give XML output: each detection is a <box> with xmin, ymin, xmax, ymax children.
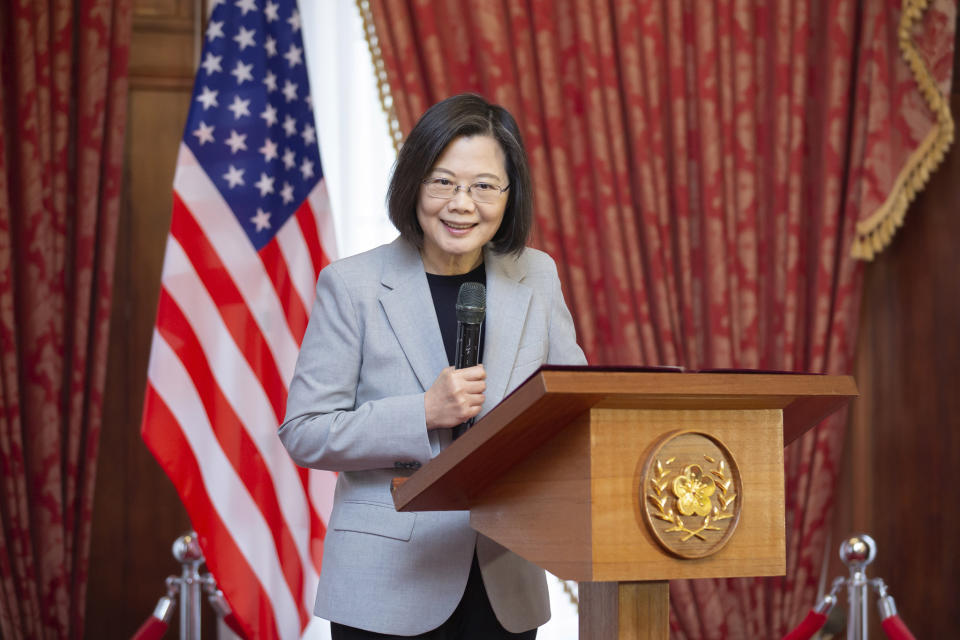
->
<box><xmin>0</xmin><ymin>0</ymin><xmax>131</xmax><ymax>637</ymax></box>
<box><xmin>366</xmin><ymin>0</ymin><xmax>955</xmax><ymax>636</ymax></box>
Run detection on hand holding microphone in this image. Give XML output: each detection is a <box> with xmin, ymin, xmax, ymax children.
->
<box><xmin>424</xmin><ymin>282</ymin><xmax>486</xmax><ymax>431</ymax></box>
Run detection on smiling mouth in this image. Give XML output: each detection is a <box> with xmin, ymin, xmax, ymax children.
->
<box><xmin>442</xmin><ymin>221</ymin><xmax>477</xmax><ymax>231</ymax></box>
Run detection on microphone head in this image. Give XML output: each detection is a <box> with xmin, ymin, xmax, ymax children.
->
<box><xmin>456</xmin><ymin>282</ymin><xmax>486</xmax><ymax>324</ymax></box>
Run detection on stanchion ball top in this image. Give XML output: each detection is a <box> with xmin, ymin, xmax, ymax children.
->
<box><xmin>839</xmin><ymin>533</ymin><xmax>877</xmax><ymax>569</ymax></box>
<box><xmin>172</xmin><ymin>531</ymin><xmax>205</xmax><ymax>563</ymax></box>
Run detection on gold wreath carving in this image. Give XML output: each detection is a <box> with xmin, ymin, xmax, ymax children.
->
<box><xmin>640</xmin><ymin>431</ymin><xmax>742</xmax><ymax>559</ymax></box>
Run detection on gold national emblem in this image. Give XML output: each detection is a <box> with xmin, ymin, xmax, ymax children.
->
<box><xmin>639</xmin><ymin>430</ymin><xmax>742</xmax><ymax>559</ymax></box>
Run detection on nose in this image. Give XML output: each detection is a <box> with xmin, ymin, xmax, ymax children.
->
<box><xmin>447</xmin><ymin>186</ymin><xmax>475</xmax><ymax>210</ymax></box>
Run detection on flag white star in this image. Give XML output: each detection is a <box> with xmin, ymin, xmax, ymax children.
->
<box><xmin>282</xmin><ymin>80</ymin><xmax>298</xmax><ymax>103</ymax></box>
<box><xmin>282</xmin><ymin>149</ymin><xmax>296</xmax><ymax>170</ymax></box>
<box><xmin>280</xmin><ymin>182</ymin><xmax>295</xmax><ymax>204</ymax></box>
<box><xmin>301</xmin><ymin>123</ymin><xmax>316</xmax><ymax>146</ymax></box>
<box><xmin>192</xmin><ymin>121</ymin><xmax>215</xmax><ymax>145</ymax></box>
<box><xmin>234</xmin><ymin>26</ymin><xmax>256</xmax><ymax>51</ymax></box>
<box><xmin>300</xmin><ymin>158</ymin><xmax>314</xmax><ymax>180</ymax></box>
<box><xmin>263</xmin><ymin>71</ymin><xmax>278</xmax><ymax>92</ymax></box>
<box><xmin>224</xmin><ymin>129</ymin><xmax>248</xmax><ymax>154</ymax></box>
<box><xmin>287</xmin><ymin>9</ymin><xmax>301</xmax><ymax>32</ymax></box>
<box><xmin>201</xmin><ymin>53</ymin><xmax>222</xmax><ymax>75</ymax></box>
<box><xmin>250</xmin><ymin>208</ymin><xmax>272</xmax><ymax>231</ymax></box>
<box><xmin>223</xmin><ymin>165</ymin><xmax>245</xmax><ymax>188</ymax></box>
<box><xmin>254</xmin><ymin>172</ymin><xmax>276</xmax><ymax>197</ymax></box>
<box><xmin>206</xmin><ymin>20</ymin><xmax>225</xmax><ymax>42</ymax></box>
<box><xmin>231</xmin><ymin>60</ymin><xmax>254</xmax><ymax>85</ymax></box>
<box><xmin>227</xmin><ymin>95</ymin><xmax>251</xmax><ymax>119</ymax></box>
<box><xmin>260</xmin><ymin>104</ymin><xmax>278</xmax><ymax>127</ymax></box>
<box><xmin>264</xmin><ymin>0</ymin><xmax>279</xmax><ymax>22</ymax></box>
<box><xmin>264</xmin><ymin>35</ymin><xmax>277</xmax><ymax>57</ymax></box>
<box><xmin>259</xmin><ymin>138</ymin><xmax>278</xmax><ymax>162</ymax></box>
<box><xmin>283</xmin><ymin>43</ymin><xmax>303</xmax><ymax>68</ymax></box>
<box><xmin>282</xmin><ymin>115</ymin><xmax>297</xmax><ymax>137</ymax></box>
<box><xmin>235</xmin><ymin>0</ymin><xmax>257</xmax><ymax>15</ymax></box>
<box><xmin>195</xmin><ymin>86</ymin><xmax>219</xmax><ymax>110</ymax></box>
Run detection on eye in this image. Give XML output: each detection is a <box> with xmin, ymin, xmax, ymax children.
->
<box><xmin>472</xmin><ymin>182</ymin><xmax>497</xmax><ymax>192</ymax></box>
<box><xmin>431</xmin><ymin>177</ymin><xmax>453</xmax><ymax>186</ymax></box>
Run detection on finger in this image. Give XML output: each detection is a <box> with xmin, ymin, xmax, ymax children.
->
<box><xmin>460</xmin><ymin>389</ymin><xmax>485</xmax><ymax>405</ymax></box>
<box><xmin>457</xmin><ymin>364</ymin><xmax>486</xmax><ymax>380</ymax></box>
<box><xmin>463</xmin><ymin>401</ymin><xmax>484</xmax><ymax>418</ymax></box>
<box><xmin>454</xmin><ymin>394</ymin><xmax>484</xmax><ymax>417</ymax></box>
<box><xmin>459</xmin><ymin>379</ymin><xmax>486</xmax><ymax>394</ymax></box>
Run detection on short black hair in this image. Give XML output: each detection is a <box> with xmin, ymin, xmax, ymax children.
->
<box><xmin>387</xmin><ymin>93</ymin><xmax>533</xmax><ymax>255</ymax></box>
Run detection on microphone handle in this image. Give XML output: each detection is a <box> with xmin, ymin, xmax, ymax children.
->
<box><xmin>453</xmin><ymin>320</ymin><xmax>482</xmax><ymax>437</ymax></box>
<box><xmin>455</xmin><ymin>320</ymin><xmax>482</xmax><ymax>370</ymax></box>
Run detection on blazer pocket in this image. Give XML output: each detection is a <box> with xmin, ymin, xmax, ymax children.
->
<box><xmin>333</xmin><ymin>500</ymin><xmax>417</xmax><ymax>541</ymax></box>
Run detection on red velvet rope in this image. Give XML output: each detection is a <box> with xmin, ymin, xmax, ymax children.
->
<box><xmin>130</xmin><ymin>616</ymin><xmax>168</xmax><ymax>640</ymax></box>
<box><xmin>881</xmin><ymin>614</ymin><xmax>917</xmax><ymax>640</ymax></box>
<box><xmin>782</xmin><ymin>610</ymin><xmax>828</xmax><ymax>640</ymax></box>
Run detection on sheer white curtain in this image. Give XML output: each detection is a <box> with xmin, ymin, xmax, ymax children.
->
<box><xmin>302</xmin><ymin>0</ymin><xmax>397</xmax><ymax>259</ymax></box>
<box><xmin>299</xmin><ymin>3</ymin><xmax>577</xmax><ymax>638</ymax></box>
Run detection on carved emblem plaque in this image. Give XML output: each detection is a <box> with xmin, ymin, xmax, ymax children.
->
<box><xmin>639</xmin><ymin>430</ymin><xmax>743</xmax><ymax>559</ymax></box>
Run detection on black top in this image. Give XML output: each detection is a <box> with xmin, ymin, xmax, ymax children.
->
<box><xmin>425</xmin><ymin>263</ymin><xmax>486</xmax><ymax>367</ymax></box>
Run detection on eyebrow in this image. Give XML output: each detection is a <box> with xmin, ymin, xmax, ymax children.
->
<box><xmin>430</xmin><ymin>167</ymin><xmax>504</xmax><ymax>181</ymax></box>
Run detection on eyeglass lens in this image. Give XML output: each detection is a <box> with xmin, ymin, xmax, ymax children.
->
<box><xmin>424</xmin><ymin>180</ymin><xmax>503</xmax><ymax>204</ymax></box>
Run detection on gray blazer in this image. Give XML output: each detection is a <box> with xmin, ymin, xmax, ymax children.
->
<box><xmin>279</xmin><ymin>236</ymin><xmax>586</xmax><ymax>634</ymax></box>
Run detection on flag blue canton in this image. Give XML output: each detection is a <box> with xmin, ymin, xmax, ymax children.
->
<box><xmin>183</xmin><ymin>0</ymin><xmax>322</xmax><ymax>251</ymax></box>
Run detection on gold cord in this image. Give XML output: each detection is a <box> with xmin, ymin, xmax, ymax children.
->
<box><xmin>355</xmin><ymin>0</ymin><xmax>404</xmax><ymax>153</ymax></box>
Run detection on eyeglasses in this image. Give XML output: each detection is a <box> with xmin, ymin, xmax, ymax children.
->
<box><xmin>422</xmin><ymin>177</ymin><xmax>510</xmax><ymax>204</ymax></box>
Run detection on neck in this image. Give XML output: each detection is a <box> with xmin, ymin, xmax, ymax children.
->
<box><xmin>421</xmin><ymin>248</ymin><xmax>484</xmax><ymax>275</ymax></box>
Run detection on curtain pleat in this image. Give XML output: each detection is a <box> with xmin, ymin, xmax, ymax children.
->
<box><xmin>0</xmin><ymin>0</ymin><xmax>131</xmax><ymax>637</ymax></box>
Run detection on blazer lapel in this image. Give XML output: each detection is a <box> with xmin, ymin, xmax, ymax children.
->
<box><xmin>482</xmin><ymin>250</ymin><xmax>532</xmax><ymax>412</ymax></box>
<box><xmin>379</xmin><ymin>239</ymin><xmax>448</xmax><ymax>392</ymax></box>
<box><xmin>378</xmin><ymin>240</ymin><xmax>533</xmax><ymax>412</ymax></box>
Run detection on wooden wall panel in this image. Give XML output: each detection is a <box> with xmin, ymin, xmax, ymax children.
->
<box><xmin>832</xmin><ymin>96</ymin><xmax>960</xmax><ymax>639</ymax></box>
<box><xmin>85</xmin><ymin>1</ymin><xmax>217</xmax><ymax>637</ymax></box>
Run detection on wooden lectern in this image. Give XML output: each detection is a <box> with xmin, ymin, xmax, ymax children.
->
<box><xmin>391</xmin><ymin>367</ymin><xmax>857</xmax><ymax>639</ymax></box>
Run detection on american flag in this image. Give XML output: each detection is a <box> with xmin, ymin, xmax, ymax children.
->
<box><xmin>141</xmin><ymin>0</ymin><xmax>336</xmax><ymax>637</ymax></box>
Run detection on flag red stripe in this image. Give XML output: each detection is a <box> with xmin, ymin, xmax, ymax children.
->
<box><xmin>154</xmin><ymin>289</ymin><xmax>310</xmax><ymax>628</ymax></box>
<box><xmin>258</xmin><ymin>237</ymin><xmax>308</xmax><ymax>345</ymax></box>
<box><xmin>141</xmin><ymin>386</ymin><xmax>284</xmax><ymax>640</ymax></box>
<box><xmin>295</xmin><ymin>200</ymin><xmax>329</xmax><ymax>280</ymax></box>
<box><xmin>169</xmin><ymin>192</ymin><xmax>288</xmax><ymax>422</ymax></box>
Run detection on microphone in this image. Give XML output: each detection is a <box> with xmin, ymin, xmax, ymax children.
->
<box><xmin>453</xmin><ymin>282</ymin><xmax>485</xmax><ymax>437</ymax></box>
<box><xmin>455</xmin><ymin>282</ymin><xmax>485</xmax><ymax>369</ymax></box>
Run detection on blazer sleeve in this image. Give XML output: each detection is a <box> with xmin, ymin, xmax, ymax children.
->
<box><xmin>546</xmin><ymin>260</ymin><xmax>588</xmax><ymax>366</ymax></box>
<box><xmin>278</xmin><ymin>264</ymin><xmax>434</xmax><ymax>472</ymax></box>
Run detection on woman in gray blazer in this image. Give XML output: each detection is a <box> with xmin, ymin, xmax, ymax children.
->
<box><xmin>279</xmin><ymin>94</ymin><xmax>586</xmax><ymax>639</ymax></box>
